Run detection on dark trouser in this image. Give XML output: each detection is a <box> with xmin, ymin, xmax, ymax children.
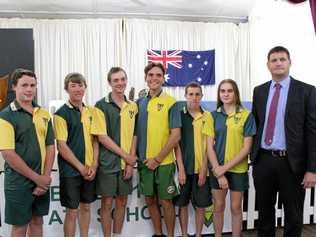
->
<box><xmin>253</xmin><ymin>150</ymin><xmax>305</xmax><ymax>237</ymax></box>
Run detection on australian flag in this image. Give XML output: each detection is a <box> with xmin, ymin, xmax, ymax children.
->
<box><xmin>147</xmin><ymin>49</ymin><xmax>215</xmax><ymax>87</ymax></box>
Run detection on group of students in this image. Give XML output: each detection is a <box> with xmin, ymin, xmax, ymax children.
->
<box><xmin>0</xmin><ymin>45</ymin><xmax>316</xmax><ymax>237</ymax></box>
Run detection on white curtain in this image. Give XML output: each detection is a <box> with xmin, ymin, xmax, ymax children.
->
<box><xmin>0</xmin><ymin>18</ymin><xmax>123</xmax><ymax>107</ymax></box>
<box><xmin>236</xmin><ymin>23</ymin><xmax>251</xmax><ymax>101</ymax></box>
<box><xmin>0</xmin><ymin>17</ymin><xmax>251</xmax><ymax>107</ymax></box>
<box><xmin>123</xmin><ymin>18</ymin><xmax>251</xmax><ymax>102</ymax></box>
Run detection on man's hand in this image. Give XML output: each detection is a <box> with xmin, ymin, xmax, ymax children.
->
<box><xmin>302</xmin><ymin>172</ymin><xmax>316</xmax><ymax>188</ymax></box>
<box><xmin>124</xmin><ymin>165</ymin><xmax>134</xmax><ymax>180</ymax></box>
<box><xmin>79</xmin><ymin>165</ymin><xmax>89</xmax><ymax>178</ymax></box>
<box><xmin>85</xmin><ymin>165</ymin><xmax>97</xmax><ymax>181</ymax></box>
<box><xmin>35</xmin><ymin>174</ymin><xmax>51</xmax><ymax>191</ymax></box>
<box><xmin>217</xmin><ymin>176</ymin><xmax>229</xmax><ymax>189</ymax></box>
<box><xmin>144</xmin><ymin>158</ymin><xmax>160</xmax><ymax>171</ymax></box>
<box><xmin>33</xmin><ymin>186</ymin><xmax>47</xmax><ymax>196</ymax></box>
<box><xmin>123</xmin><ymin>154</ymin><xmax>137</xmax><ymax>166</ymax></box>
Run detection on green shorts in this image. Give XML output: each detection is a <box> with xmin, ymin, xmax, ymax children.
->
<box><xmin>96</xmin><ymin>169</ymin><xmax>132</xmax><ymax>197</ymax></box>
<box><xmin>209</xmin><ymin>171</ymin><xmax>249</xmax><ymax>192</ymax></box>
<box><xmin>60</xmin><ymin>176</ymin><xmax>97</xmax><ymax>209</ymax></box>
<box><xmin>5</xmin><ymin>187</ymin><xmax>50</xmax><ymax>225</ymax></box>
<box><xmin>173</xmin><ymin>174</ymin><xmax>212</xmax><ymax>208</ymax></box>
<box><xmin>138</xmin><ymin>162</ymin><xmax>179</xmax><ymax>200</ymax></box>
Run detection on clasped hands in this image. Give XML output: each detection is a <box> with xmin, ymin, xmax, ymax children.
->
<box><xmin>33</xmin><ymin>174</ymin><xmax>52</xmax><ymax>196</ymax></box>
<box><xmin>212</xmin><ymin>165</ymin><xmax>229</xmax><ymax>189</ymax></box>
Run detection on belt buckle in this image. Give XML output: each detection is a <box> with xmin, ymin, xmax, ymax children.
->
<box><xmin>271</xmin><ymin>150</ymin><xmax>278</xmax><ymax>157</ymax></box>
<box><xmin>280</xmin><ymin>150</ymin><xmax>286</xmax><ymax>157</ymax></box>
<box><xmin>272</xmin><ymin>150</ymin><xmax>286</xmax><ymax>158</ymax></box>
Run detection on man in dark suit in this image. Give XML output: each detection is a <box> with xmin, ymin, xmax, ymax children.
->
<box><xmin>251</xmin><ymin>46</ymin><xmax>316</xmax><ymax>237</ymax></box>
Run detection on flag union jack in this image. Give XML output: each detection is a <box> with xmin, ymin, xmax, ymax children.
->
<box><xmin>147</xmin><ymin>50</ymin><xmax>182</xmax><ymax>69</ymax></box>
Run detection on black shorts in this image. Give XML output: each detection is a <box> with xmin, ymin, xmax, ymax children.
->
<box><xmin>209</xmin><ymin>171</ymin><xmax>249</xmax><ymax>192</ymax></box>
<box><xmin>173</xmin><ymin>174</ymin><xmax>212</xmax><ymax>208</ymax></box>
<box><xmin>59</xmin><ymin>176</ymin><xmax>97</xmax><ymax>209</ymax></box>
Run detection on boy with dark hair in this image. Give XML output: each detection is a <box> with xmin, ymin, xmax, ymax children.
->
<box><xmin>174</xmin><ymin>82</ymin><xmax>212</xmax><ymax>237</ymax></box>
<box><xmin>0</xmin><ymin>68</ymin><xmax>55</xmax><ymax>237</ymax></box>
<box><xmin>134</xmin><ymin>62</ymin><xmax>181</xmax><ymax>237</ymax></box>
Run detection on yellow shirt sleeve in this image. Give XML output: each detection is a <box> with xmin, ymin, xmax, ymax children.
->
<box><xmin>0</xmin><ymin>118</ymin><xmax>15</xmax><ymax>149</ymax></box>
<box><xmin>202</xmin><ymin>112</ymin><xmax>215</xmax><ymax>137</ymax></box>
<box><xmin>53</xmin><ymin>114</ymin><xmax>68</xmax><ymax>141</ymax></box>
<box><xmin>91</xmin><ymin>107</ymin><xmax>107</xmax><ymax>136</ymax></box>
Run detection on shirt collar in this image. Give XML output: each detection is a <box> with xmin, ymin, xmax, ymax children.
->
<box><xmin>183</xmin><ymin>104</ymin><xmax>206</xmax><ymax>120</ymax></box>
<box><xmin>10</xmin><ymin>99</ymin><xmax>39</xmax><ymax>112</ymax></box>
<box><xmin>271</xmin><ymin>76</ymin><xmax>291</xmax><ymax>90</ymax></box>
<box><xmin>106</xmin><ymin>92</ymin><xmax>129</xmax><ymax>104</ymax></box>
<box><xmin>66</xmin><ymin>100</ymin><xmax>85</xmax><ymax>110</ymax></box>
<box><xmin>216</xmin><ymin>105</ymin><xmax>244</xmax><ymax>115</ymax></box>
<box><xmin>183</xmin><ymin>104</ymin><xmax>205</xmax><ymax>113</ymax></box>
<box><xmin>147</xmin><ymin>90</ymin><xmax>163</xmax><ymax>99</ymax></box>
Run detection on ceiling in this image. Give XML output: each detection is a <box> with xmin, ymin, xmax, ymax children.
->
<box><xmin>0</xmin><ymin>0</ymin><xmax>257</xmax><ymax>23</ymax></box>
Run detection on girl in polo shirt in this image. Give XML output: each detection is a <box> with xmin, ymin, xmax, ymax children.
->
<box><xmin>207</xmin><ymin>79</ymin><xmax>256</xmax><ymax>237</ymax></box>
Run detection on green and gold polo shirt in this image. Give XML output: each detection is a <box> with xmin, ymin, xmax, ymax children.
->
<box><xmin>54</xmin><ymin>102</ymin><xmax>105</xmax><ymax>177</ymax></box>
<box><xmin>136</xmin><ymin>91</ymin><xmax>181</xmax><ymax>165</ymax></box>
<box><xmin>179</xmin><ymin>105</ymin><xmax>213</xmax><ymax>175</ymax></box>
<box><xmin>95</xmin><ymin>93</ymin><xmax>138</xmax><ymax>173</ymax></box>
<box><xmin>0</xmin><ymin>100</ymin><xmax>55</xmax><ymax>189</ymax></box>
<box><xmin>208</xmin><ymin>106</ymin><xmax>256</xmax><ymax>173</ymax></box>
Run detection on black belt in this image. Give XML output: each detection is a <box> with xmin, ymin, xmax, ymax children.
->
<box><xmin>260</xmin><ymin>148</ymin><xmax>287</xmax><ymax>158</ymax></box>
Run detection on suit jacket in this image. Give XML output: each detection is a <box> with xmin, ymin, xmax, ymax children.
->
<box><xmin>251</xmin><ymin>77</ymin><xmax>316</xmax><ymax>176</ymax></box>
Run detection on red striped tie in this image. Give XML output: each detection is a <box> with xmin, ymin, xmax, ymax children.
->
<box><xmin>264</xmin><ymin>83</ymin><xmax>281</xmax><ymax>145</ymax></box>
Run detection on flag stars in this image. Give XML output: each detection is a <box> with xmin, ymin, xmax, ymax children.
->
<box><xmin>204</xmin><ymin>61</ymin><xmax>208</xmax><ymax>65</ymax></box>
<box><xmin>164</xmin><ymin>74</ymin><xmax>170</xmax><ymax>82</ymax></box>
<box><xmin>201</xmin><ymin>67</ymin><xmax>204</xmax><ymax>71</ymax></box>
<box><xmin>196</xmin><ymin>54</ymin><xmax>201</xmax><ymax>59</ymax></box>
<box><xmin>188</xmin><ymin>63</ymin><xmax>193</xmax><ymax>68</ymax></box>
<box><xmin>197</xmin><ymin>77</ymin><xmax>202</xmax><ymax>82</ymax></box>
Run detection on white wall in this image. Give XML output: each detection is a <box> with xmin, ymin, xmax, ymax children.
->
<box><xmin>249</xmin><ymin>0</ymin><xmax>316</xmax><ymax>89</ymax></box>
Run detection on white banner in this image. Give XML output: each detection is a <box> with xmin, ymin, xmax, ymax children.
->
<box><xmin>1</xmin><ymin>166</ymin><xmax>315</xmax><ymax>236</ymax></box>
<box><xmin>0</xmin><ymin>170</ymin><xmax>219</xmax><ymax>237</ymax></box>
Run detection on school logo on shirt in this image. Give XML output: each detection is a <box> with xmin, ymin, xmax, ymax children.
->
<box><xmin>234</xmin><ymin>114</ymin><xmax>241</xmax><ymax>124</ymax></box>
<box><xmin>129</xmin><ymin>110</ymin><xmax>135</xmax><ymax>119</ymax></box>
<box><xmin>157</xmin><ymin>103</ymin><xmax>164</xmax><ymax>111</ymax></box>
<box><xmin>202</xmin><ymin>120</ymin><xmax>206</xmax><ymax>126</ymax></box>
<box><xmin>42</xmin><ymin>117</ymin><xmax>49</xmax><ymax>125</ymax></box>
